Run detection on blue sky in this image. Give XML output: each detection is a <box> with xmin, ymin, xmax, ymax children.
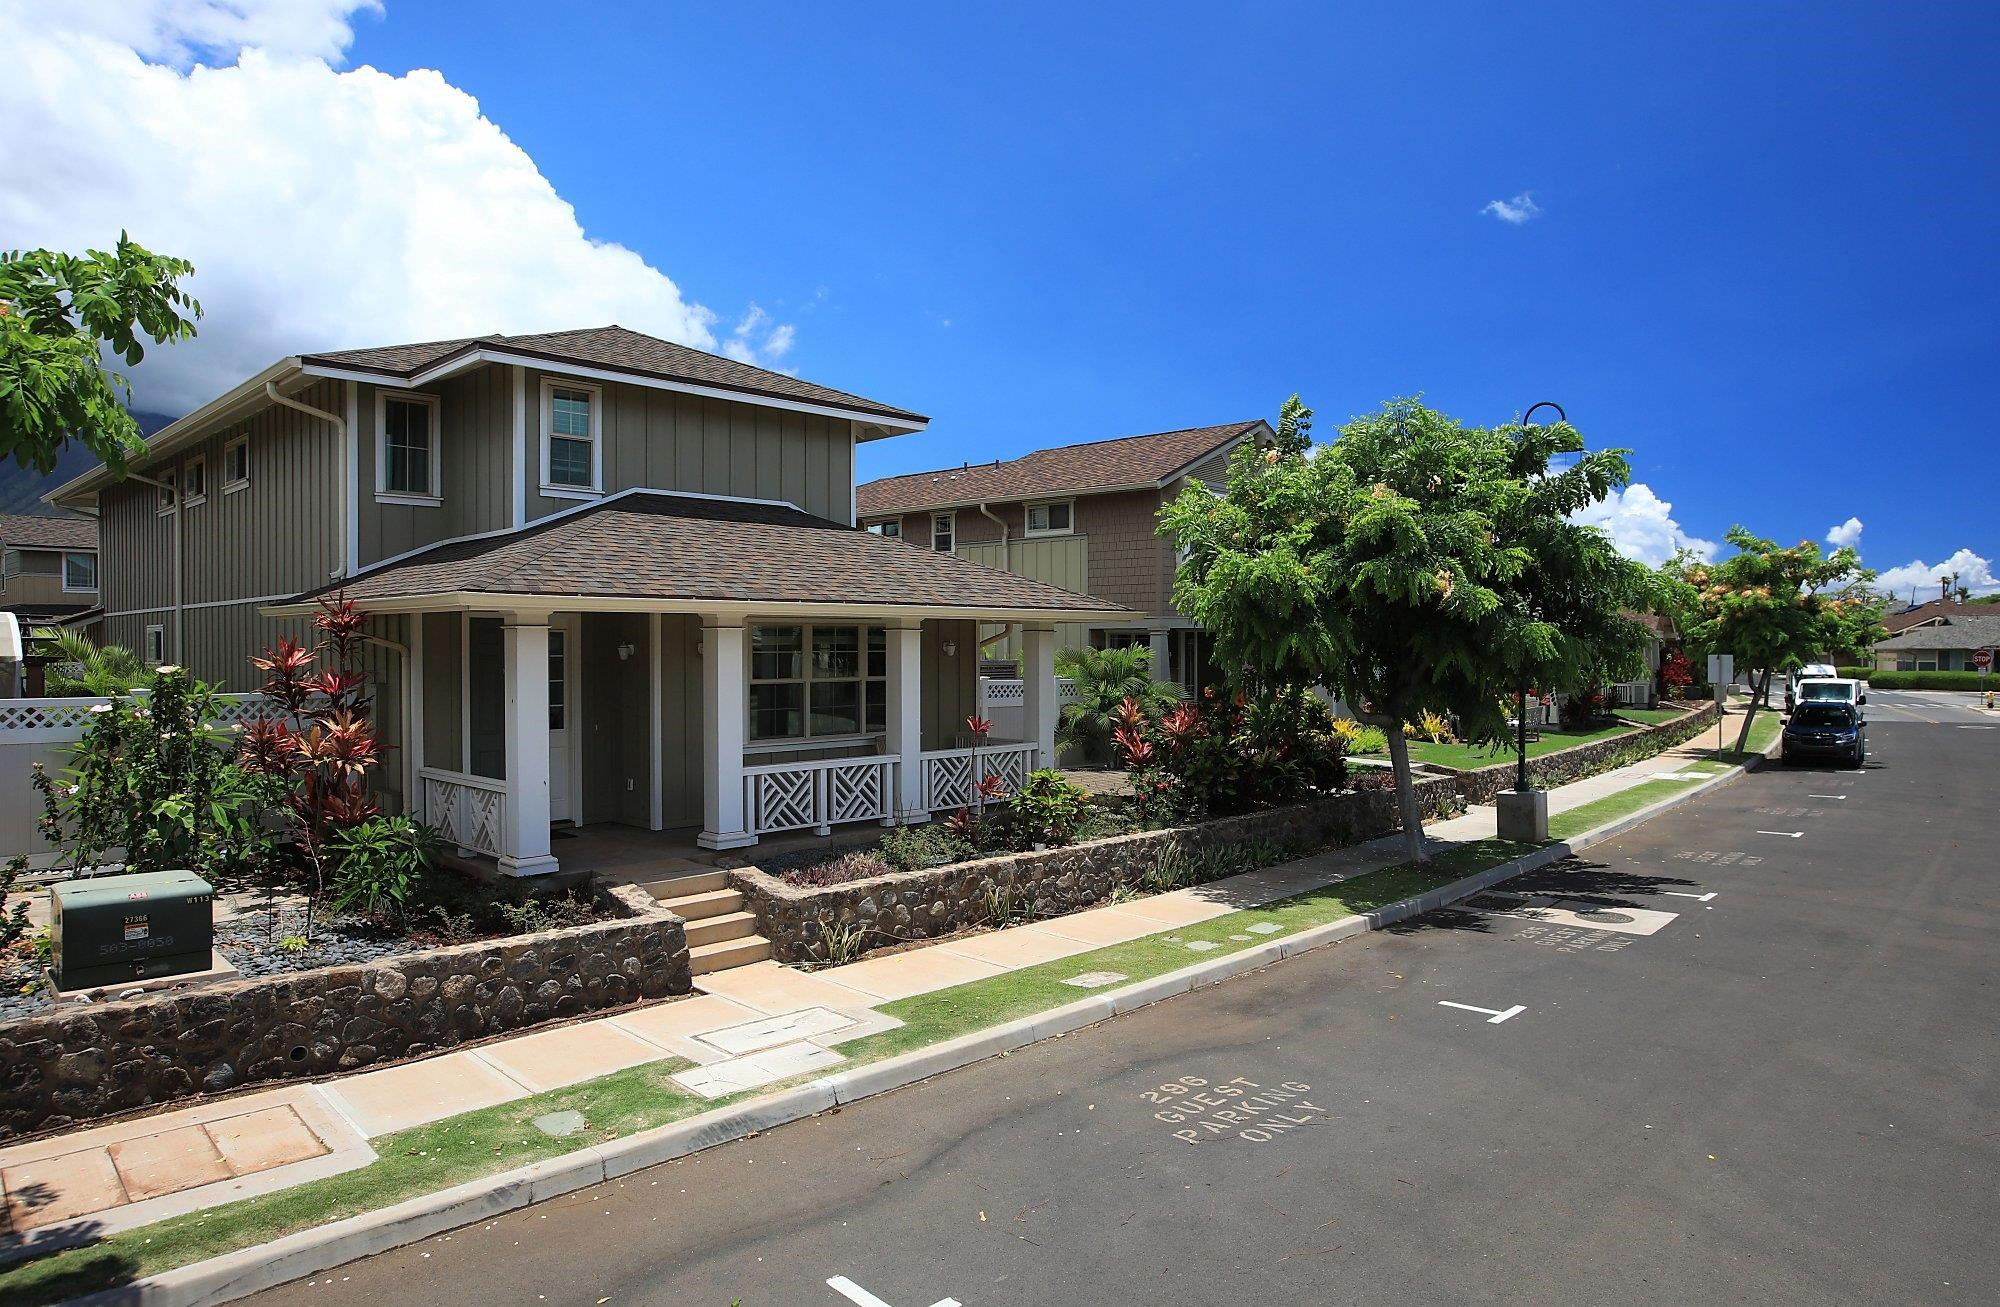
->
<box><xmin>8</xmin><ymin>1</ymin><xmax>1997</xmax><ymax>596</ymax></box>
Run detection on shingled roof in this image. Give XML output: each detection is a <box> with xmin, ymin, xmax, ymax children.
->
<box><xmin>0</xmin><ymin>514</ymin><xmax>96</xmax><ymax>551</ymax></box>
<box><xmin>856</xmin><ymin>421</ymin><xmax>1265</xmax><ymax>516</ymax></box>
<box><xmin>1872</xmin><ymin>614</ymin><xmax>2000</xmax><ymax>651</ymax></box>
<box><xmin>285</xmin><ymin>492</ymin><xmax>1128</xmax><ymax>616</ymax></box>
<box><xmin>303</xmin><ymin>325</ymin><xmax>924</xmax><ymax>424</ymax></box>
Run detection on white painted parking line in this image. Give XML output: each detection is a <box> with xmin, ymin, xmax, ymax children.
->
<box><xmin>1957</xmin><ymin>725</ymin><xmax>1996</xmax><ymax>730</ymax></box>
<box><xmin>1463</xmin><ymin>893</ymin><xmax>1679</xmax><ymax>936</ymax></box>
<box><xmin>1756</xmin><ymin>830</ymin><xmax>1804</xmax><ymax>838</ymax></box>
<box><xmin>1438</xmin><ymin>1001</ymin><xmax>1526</xmax><ymax>1024</ymax></box>
<box><xmin>1807</xmin><ymin>794</ymin><xmax>1846</xmax><ymax>799</ymax></box>
<box><xmin>1662</xmin><ymin>891</ymin><xmax>1718</xmax><ymax>901</ymax></box>
<box><xmin>827</xmin><ymin>1275</ymin><xmax>961</xmax><ymax>1307</ymax></box>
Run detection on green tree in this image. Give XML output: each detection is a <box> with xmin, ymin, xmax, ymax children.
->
<box><xmin>1053</xmin><ymin>644</ymin><xmax>1181</xmax><ymax>767</ymax></box>
<box><xmin>0</xmin><ymin>234</ymin><xmax>201</xmax><ymax>473</ymax></box>
<box><xmin>1671</xmin><ymin>528</ymin><xmax>1874</xmax><ymax>750</ymax></box>
<box><xmin>1162</xmin><ymin>396</ymin><xmax>1656</xmax><ymax>862</ymax></box>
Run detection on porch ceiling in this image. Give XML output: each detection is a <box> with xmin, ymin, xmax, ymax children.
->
<box><xmin>264</xmin><ymin>490</ymin><xmax>1132</xmax><ymax>623</ymax></box>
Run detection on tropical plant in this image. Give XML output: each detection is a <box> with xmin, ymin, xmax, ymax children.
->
<box><xmin>33</xmin><ymin>629</ymin><xmax>148</xmax><ymax>696</ymax></box>
<box><xmin>1349</xmin><ymin>725</ymin><xmax>1389</xmax><ymax>755</ymax></box>
<box><xmin>0</xmin><ymin>235</ymin><xmax>202</xmax><ymax>472</ymax></box>
<box><xmin>1659</xmin><ymin>648</ymin><xmax>1695</xmax><ymax>698</ymax></box>
<box><xmin>1053</xmin><ymin>644</ymin><xmax>1181</xmax><ymax>766</ymax></box>
<box><xmin>330</xmin><ymin>815</ymin><xmax>441</xmax><ymax>918</ymax></box>
<box><xmin>878</xmin><ymin>823</ymin><xmax>971</xmax><ymax>873</ymax></box>
<box><xmin>1161</xmin><ymin>394</ymin><xmax>1658</xmax><ymax>862</ymax></box>
<box><xmin>1006</xmin><ymin>768</ymin><xmax>1091</xmax><ymax>847</ymax></box>
<box><xmin>1111</xmin><ymin>683</ymin><xmax>1344</xmax><ymax>824</ymax></box>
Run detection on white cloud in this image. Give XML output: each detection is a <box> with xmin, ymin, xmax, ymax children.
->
<box><xmin>1570</xmin><ymin>483</ymin><xmax>1717</xmax><ymax>567</ymax></box>
<box><xmin>723</xmin><ymin>304</ymin><xmax>793</xmax><ymax>366</ymax></box>
<box><xmin>1825</xmin><ymin>516</ymin><xmax>1863</xmax><ymax>550</ymax></box>
<box><xmin>1871</xmin><ymin>549</ymin><xmax>1999</xmax><ymax>603</ymax></box>
<box><xmin>1481</xmin><ymin>191</ymin><xmax>1541</xmax><ymax>225</ymax></box>
<box><xmin>0</xmin><ymin>0</ymin><xmax>797</xmax><ymax>414</ymax></box>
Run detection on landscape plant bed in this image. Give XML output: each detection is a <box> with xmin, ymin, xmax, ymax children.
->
<box><xmin>1444</xmin><ymin>701</ymin><xmax>1718</xmax><ymax>805</ymax></box>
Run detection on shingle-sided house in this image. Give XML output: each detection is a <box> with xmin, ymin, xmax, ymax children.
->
<box><xmin>1870</xmin><ymin>612</ymin><xmax>2000</xmax><ymax>672</ymax></box>
<box><xmin>855</xmin><ymin>421</ymin><xmax>1269</xmax><ymax>689</ymax></box>
<box><xmin>0</xmin><ymin>513</ymin><xmax>99</xmax><ymax>629</ymax></box>
<box><xmin>47</xmin><ymin>326</ymin><xmax>1127</xmax><ymax>876</ymax></box>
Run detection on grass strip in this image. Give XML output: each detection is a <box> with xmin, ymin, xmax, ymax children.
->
<box><xmin>0</xmin><ymin>1060</ymin><xmax>724</xmax><ymax>1306</ymax></box>
<box><xmin>1614</xmin><ymin>706</ymin><xmax>1688</xmax><ymax>726</ymax></box>
<box><xmin>1547</xmin><ymin>779</ymin><xmax>1698</xmax><ymax>841</ymax></box>
<box><xmin>1397</xmin><ymin>722</ymin><xmax>1636</xmax><ymax>770</ymax></box>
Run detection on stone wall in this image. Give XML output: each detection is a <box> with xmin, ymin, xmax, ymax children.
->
<box><xmin>1448</xmin><ymin>702</ymin><xmax>1721</xmax><ymax>805</ymax></box>
<box><xmin>0</xmin><ymin>885</ymin><xmax>691</xmax><ymax>1141</ymax></box>
<box><xmin>732</xmin><ymin>775</ymin><xmax>1466</xmax><ymax>966</ymax></box>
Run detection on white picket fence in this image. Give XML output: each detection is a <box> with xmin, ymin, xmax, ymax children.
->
<box><xmin>0</xmin><ymin>692</ymin><xmax>278</xmax><ymax>867</ymax></box>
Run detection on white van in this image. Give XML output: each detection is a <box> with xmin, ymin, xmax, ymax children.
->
<box><xmin>1784</xmin><ymin>664</ymin><xmax>1839</xmax><ymax>712</ymax></box>
<box><xmin>1794</xmin><ymin>676</ymin><xmax>1866</xmax><ymax>718</ymax></box>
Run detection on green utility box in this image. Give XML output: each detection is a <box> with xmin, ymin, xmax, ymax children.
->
<box><xmin>50</xmin><ymin>870</ymin><xmax>215</xmax><ymax>991</ymax></box>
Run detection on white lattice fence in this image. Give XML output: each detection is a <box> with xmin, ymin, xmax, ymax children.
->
<box><xmin>919</xmin><ymin>742</ymin><xmax>1039</xmax><ymax>812</ymax></box>
<box><xmin>422</xmin><ymin>769</ymin><xmax>506</xmax><ymax>858</ymax></box>
<box><xmin>743</xmin><ymin>756</ymin><xmax>897</xmax><ymax>836</ymax></box>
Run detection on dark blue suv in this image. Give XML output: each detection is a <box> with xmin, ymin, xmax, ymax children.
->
<box><xmin>1781</xmin><ymin>702</ymin><xmax>1865</xmax><ymax>768</ymax></box>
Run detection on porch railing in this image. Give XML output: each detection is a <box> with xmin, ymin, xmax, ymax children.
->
<box><xmin>421</xmin><ymin>767</ymin><xmax>507</xmax><ymax>859</ymax></box>
<box><xmin>919</xmin><ymin>741</ymin><xmax>1039</xmax><ymax>812</ymax></box>
<box><xmin>742</xmin><ymin>755</ymin><xmax>897</xmax><ymax>837</ymax></box>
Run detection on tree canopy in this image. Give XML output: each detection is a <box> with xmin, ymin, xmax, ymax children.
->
<box><xmin>1161</xmin><ymin>395</ymin><xmax>1660</xmax><ymax>861</ymax></box>
<box><xmin>0</xmin><ymin>234</ymin><xmax>201</xmax><ymax>473</ymax></box>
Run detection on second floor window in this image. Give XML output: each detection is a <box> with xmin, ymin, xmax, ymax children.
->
<box><xmin>866</xmin><ymin>520</ymin><xmax>902</xmax><ymax>539</ymax></box>
<box><xmin>380</xmin><ymin>393</ymin><xmax>440</xmax><ymax>500</ymax></box>
<box><xmin>223</xmin><ymin>435</ymin><xmax>250</xmax><ymax>491</ymax></box>
<box><xmin>1025</xmin><ymin>500</ymin><xmax>1072</xmax><ymax>536</ymax></box>
<box><xmin>543</xmin><ymin>381</ymin><xmax>601</xmax><ymax>493</ymax></box>
<box><xmin>932</xmin><ymin>513</ymin><xmax>954</xmax><ymax>552</ymax></box>
<box><xmin>156</xmin><ymin>468</ymin><xmax>178</xmax><ymax>515</ymax></box>
<box><xmin>183</xmin><ymin>455</ymin><xmax>207</xmax><ymax>506</ymax></box>
<box><xmin>63</xmin><ymin>552</ymin><xmax>97</xmax><ymax>591</ymax></box>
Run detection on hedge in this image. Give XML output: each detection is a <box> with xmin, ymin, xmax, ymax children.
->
<box><xmin>1836</xmin><ymin>668</ymin><xmax>1993</xmax><ymax>690</ymax></box>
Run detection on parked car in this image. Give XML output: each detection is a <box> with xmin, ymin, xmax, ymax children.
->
<box><xmin>1795</xmin><ymin>676</ymin><xmax>1866</xmax><ymax>718</ymax></box>
<box><xmin>1781</xmin><ymin>702</ymin><xmax>1866</xmax><ymax>767</ymax></box>
<box><xmin>1783</xmin><ymin>663</ymin><xmax>1839</xmax><ymax>712</ymax></box>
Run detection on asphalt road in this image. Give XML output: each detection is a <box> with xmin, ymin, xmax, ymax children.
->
<box><xmin>258</xmin><ymin>702</ymin><xmax>1999</xmax><ymax>1307</ymax></box>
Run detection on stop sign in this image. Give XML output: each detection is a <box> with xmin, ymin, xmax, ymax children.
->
<box><xmin>1976</xmin><ymin>648</ymin><xmax>1993</xmax><ymax>671</ymax></box>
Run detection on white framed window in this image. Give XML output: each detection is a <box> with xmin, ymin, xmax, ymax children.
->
<box><xmin>866</xmin><ymin>519</ymin><xmax>902</xmax><ymax>539</ymax></box>
<box><xmin>182</xmin><ymin>454</ymin><xmax>207</xmax><ymax>507</ymax></box>
<box><xmin>62</xmin><ymin>551</ymin><xmax>97</xmax><ymax>592</ymax></box>
<box><xmin>156</xmin><ymin>468</ymin><xmax>178</xmax><ymax>515</ymax></box>
<box><xmin>931</xmin><ymin>512</ymin><xmax>954</xmax><ymax>552</ymax></box>
<box><xmin>143</xmin><ymin>624</ymin><xmax>165</xmax><ymax>665</ymax></box>
<box><xmin>540</xmin><ymin>379</ymin><xmax>602</xmax><ymax>497</ymax></box>
<box><xmin>1024</xmin><ymin>500</ymin><xmax>1073</xmax><ymax>537</ymax></box>
<box><xmin>223</xmin><ymin>434</ymin><xmax>250</xmax><ymax>492</ymax></box>
<box><xmin>748</xmin><ymin>624</ymin><xmax>888</xmax><ymax>743</ymax></box>
<box><xmin>377</xmin><ymin>391</ymin><xmax>441</xmax><ymax>504</ymax></box>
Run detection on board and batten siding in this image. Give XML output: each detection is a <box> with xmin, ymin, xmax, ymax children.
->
<box><xmin>355</xmin><ymin>367</ymin><xmax>515</xmax><ymax>568</ymax></box>
<box><xmin>1</xmin><ymin>549</ymin><xmax>93</xmax><ymax>609</ymax></box>
<box><xmin>955</xmin><ymin>537</ymin><xmax>1091</xmax><ymax>659</ymax></box>
<box><xmin>522</xmin><ymin>371</ymin><xmax>856</xmax><ymax>525</ymax></box>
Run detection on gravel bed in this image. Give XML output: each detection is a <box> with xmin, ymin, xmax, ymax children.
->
<box><xmin>212</xmin><ymin>906</ymin><xmax>415</xmax><ymax>978</ymax></box>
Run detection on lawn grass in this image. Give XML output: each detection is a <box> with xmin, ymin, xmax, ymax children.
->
<box><xmin>0</xmin><ymin>1059</ymin><xmax>724</xmax><ymax>1306</ymax></box>
<box><xmin>1547</xmin><ymin>779</ymin><xmax>1699</xmax><ymax>841</ymax></box>
<box><xmin>1614</xmin><ymin>706</ymin><xmax>1687</xmax><ymax>725</ymax></box>
<box><xmin>1397</xmin><ymin>721</ymin><xmax>1635</xmax><ymax>770</ymax></box>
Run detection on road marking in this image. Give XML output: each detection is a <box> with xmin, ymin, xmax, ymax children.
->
<box><xmin>1807</xmin><ymin>794</ymin><xmax>1846</xmax><ymax>799</ymax></box>
<box><xmin>1438</xmin><ymin>1001</ymin><xmax>1526</xmax><ymax>1024</ymax></box>
<box><xmin>827</xmin><ymin>1275</ymin><xmax>961</xmax><ymax>1307</ymax></box>
<box><xmin>1662</xmin><ymin>891</ymin><xmax>1718</xmax><ymax>901</ymax></box>
<box><xmin>1756</xmin><ymin>830</ymin><xmax>1804</xmax><ymax>838</ymax></box>
<box><xmin>1957</xmin><ymin>725</ymin><xmax>1997</xmax><ymax>730</ymax></box>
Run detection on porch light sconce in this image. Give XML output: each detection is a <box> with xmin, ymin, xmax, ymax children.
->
<box><xmin>616</xmin><ymin>643</ymin><xmax>636</xmax><ymax>661</ymax></box>
<box><xmin>940</xmin><ymin>639</ymin><xmax>959</xmax><ymax>657</ymax></box>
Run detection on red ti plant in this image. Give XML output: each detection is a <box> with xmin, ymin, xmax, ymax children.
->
<box><xmin>1660</xmin><ymin>648</ymin><xmax>1695</xmax><ymax>699</ymax></box>
<box><xmin>240</xmin><ymin>591</ymin><xmax>383</xmax><ymax>936</ymax></box>
<box><xmin>964</xmin><ymin>713</ymin><xmax>996</xmax><ymax>812</ymax></box>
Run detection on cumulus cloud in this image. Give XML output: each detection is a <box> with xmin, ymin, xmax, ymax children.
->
<box><xmin>724</xmin><ymin>304</ymin><xmax>794</xmax><ymax>367</ymax></box>
<box><xmin>1569</xmin><ymin>483</ymin><xmax>1717</xmax><ymax>567</ymax></box>
<box><xmin>1481</xmin><ymin>191</ymin><xmax>1541</xmax><ymax>225</ymax></box>
<box><xmin>0</xmin><ymin>0</ymin><xmax>797</xmax><ymax>414</ymax></box>
<box><xmin>1871</xmin><ymin>548</ymin><xmax>1999</xmax><ymax>603</ymax></box>
<box><xmin>1825</xmin><ymin>516</ymin><xmax>1864</xmax><ymax>550</ymax></box>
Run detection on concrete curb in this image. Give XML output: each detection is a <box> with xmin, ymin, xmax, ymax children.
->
<box><xmin>65</xmin><ymin>753</ymin><xmax>1765</xmax><ymax>1307</ymax></box>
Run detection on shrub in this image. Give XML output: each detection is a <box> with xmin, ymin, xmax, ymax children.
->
<box><xmin>1350</xmin><ymin>725</ymin><xmax>1389</xmax><ymax>755</ymax></box>
<box><xmin>1559</xmin><ymin>686</ymin><xmax>1607</xmax><ymax>729</ymax></box>
<box><xmin>878</xmin><ymin>823</ymin><xmax>971</xmax><ymax>873</ymax></box>
<box><xmin>330</xmin><ymin>815</ymin><xmax>441</xmax><ymax>918</ymax></box>
<box><xmin>1007</xmin><ymin>768</ymin><xmax>1091</xmax><ymax>847</ymax></box>
<box><xmin>1849</xmin><ymin>669</ymin><xmax>1989</xmax><ymax>690</ymax></box>
<box><xmin>783</xmin><ymin>849</ymin><xmax>894</xmax><ymax>887</ymax></box>
<box><xmin>1414</xmin><ymin>709</ymin><xmax>1454</xmax><ymax>744</ymax></box>
<box><xmin>498</xmin><ymin>892</ymin><xmax>598</xmax><ymax>934</ymax></box>
<box><xmin>1112</xmin><ymin>683</ymin><xmax>1346</xmax><ymax>824</ymax></box>
<box><xmin>1660</xmin><ymin>649</ymin><xmax>1695</xmax><ymax>697</ymax></box>
<box><xmin>1054</xmin><ymin>645</ymin><xmax>1182</xmax><ymax>766</ymax></box>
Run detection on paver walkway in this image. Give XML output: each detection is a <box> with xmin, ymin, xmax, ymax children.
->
<box><xmin>0</xmin><ymin>710</ymin><xmax>1755</xmax><ymax>1254</ymax></box>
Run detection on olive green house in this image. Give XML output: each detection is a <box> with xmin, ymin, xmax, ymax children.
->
<box><xmin>48</xmin><ymin>327</ymin><xmax>1126</xmax><ymax>880</ymax></box>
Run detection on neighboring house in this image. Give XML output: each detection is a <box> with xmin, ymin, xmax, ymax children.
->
<box><xmin>854</xmin><ymin>420</ymin><xmax>1270</xmax><ymax>690</ymax></box>
<box><xmin>1880</xmin><ymin>596</ymin><xmax>1993</xmax><ymax>635</ymax></box>
<box><xmin>0</xmin><ymin>513</ymin><xmax>100</xmax><ymax>632</ymax></box>
<box><xmin>1870</xmin><ymin>613</ymin><xmax>2000</xmax><ymax>672</ymax></box>
<box><xmin>48</xmin><ymin>325</ymin><xmax>1127</xmax><ymax>877</ymax></box>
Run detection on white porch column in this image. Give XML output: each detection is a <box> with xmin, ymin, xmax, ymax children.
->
<box><xmin>498</xmin><ymin>611</ymin><xmax>559</xmax><ymax>877</ymax></box>
<box><xmin>1022</xmin><ymin>623</ymin><xmax>1059</xmax><ymax>769</ymax></box>
<box><xmin>885</xmin><ymin>622</ymin><xmax>927</xmax><ymax>824</ymax></box>
<box><xmin>1147</xmin><ymin>628</ymin><xmax>1171</xmax><ymax>684</ymax></box>
<box><xmin>698</xmin><ymin>618</ymin><xmax>754</xmax><ymax>849</ymax></box>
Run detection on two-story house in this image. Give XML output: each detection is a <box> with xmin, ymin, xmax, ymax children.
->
<box><xmin>49</xmin><ymin>326</ymin><xmax>1127</xmax><ymax>880</ymax></box>
<box><xmin>855</xmin><ymin>421</ymin><xmax>1269</xmax><ymax>690</ymax></box>
<box><xmin>0</xmin><ymin>513</ymin><xmax>100</xmax><ymax>630</ymax></box>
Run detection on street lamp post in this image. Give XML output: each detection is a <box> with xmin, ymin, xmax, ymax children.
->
<box><xmin>1514</xmin><ymin>402</ymin><xmax>1565</xmax><ymax>795</ymax></box>
<box><xmin>1496</xmin><ymin>402</ymin><xmax>1565</xmax><ymax>843</ymax></box>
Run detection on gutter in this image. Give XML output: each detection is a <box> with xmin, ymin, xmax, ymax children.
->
<box><xmin>264</xmin><ymin>380</ymin><xmax>350</xmax><ymax>579</ymax></box>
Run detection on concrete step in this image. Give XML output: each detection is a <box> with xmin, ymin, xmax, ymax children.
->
<box><xmin>684</xmin><ymin>910</ymin><xmax>760</xmax><ymax>949</ymax></box>
<box><xmin>655</xmin><ymin>886</ymin><xmax>745</xmax><ymax>921</ymax></box>
<box><xmin>690</xmin><ymin>934</ymin><xmax>773</xmax><ymax>975</ymax></box>
<box><xmin>641</xmin><ymin>869</ymin><xmax>731</xmax><ymax>899</ymax></box>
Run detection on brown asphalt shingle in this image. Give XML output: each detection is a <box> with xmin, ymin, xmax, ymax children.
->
<box><xmin>297</xmin><ymin>493</ymin><xmax>1127</xmax><ymax>613</ymax></box>
<box><xmin>303</xmin><ymin>325</ymin><xmax>924</xmax><ymax>424</ymax></box>
<box><xmin>855</xmin><ymin>421</ymin><xmax>1263</xmax><ymax>516</ymax></box>
<box><xmin>0</xmin><ymin>513</ymin><xmax>96</xmax><ymax>551</ymax></box>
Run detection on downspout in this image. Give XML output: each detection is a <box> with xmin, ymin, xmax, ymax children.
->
<box><xmin>977</xmin><ymin>503</ymin><xmax>1013</xmax><ymax>667</ymax></box>
<box><xmin>265</xmin><ymin>380</ymin><xmax>350</xmax><ymax>579</ymax></box>
<box><xmin>122</xmin><ymin>471</ymin><xmax>184</xmax><ymax>663</ymax></box>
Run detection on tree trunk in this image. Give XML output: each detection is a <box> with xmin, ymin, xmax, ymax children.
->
<box><xmin>1733</xmin><ymin>668</ymin><xmax>1771</xmax><ymax>754</ymax></box>
<box><xmin>1382</xmin><ymin>724</ymin><xmax>1429</xmax><ymax>864</ymax></box>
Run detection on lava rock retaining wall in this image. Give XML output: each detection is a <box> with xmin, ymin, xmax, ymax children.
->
<box><xmin>1448</xmin><ymin>702</ymin><xmax>1721</xmax><ymax>805</ymax></box>
<box><xmin>0</xmin><ymin>884</ymin><xmax>690</xmax><ymax>1141</ymax></box>
<box><xmin>732</xmin><ymin>775</ymin><xmax>1465</xmax><ymax>966</ymax></box>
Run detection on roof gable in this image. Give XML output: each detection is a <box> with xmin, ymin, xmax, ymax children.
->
<box><xmin>0</xmin><ymin>514</ymin><xmax>96</xmax><ymax>551</ymax></box>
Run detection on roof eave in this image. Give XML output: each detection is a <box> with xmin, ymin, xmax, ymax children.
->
<box><xmin>262</xmin><ymin>591</ymin><xmax>1131</xmax><ymax>624</ymax></box>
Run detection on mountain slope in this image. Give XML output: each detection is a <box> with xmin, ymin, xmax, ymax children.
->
<box><xmin>0</xmin><ymin>412</ymin><xmax>177</xmax><ymax>515</ymax></box>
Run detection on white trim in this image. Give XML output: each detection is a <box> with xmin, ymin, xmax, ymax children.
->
<box><xmin>155</xmin><ymin>468</ymin><xmax>179</xmax><ymax>516</ymax></box>
<box><xmin>301</xmin><ymin>349</ymin><xmax>927</xmax><ymax>435</ymax></box>
<box><xmin>222</xmin><ymin>433</ymin><xmax>250</xmax><ymax>493</ymax></box>
<box><xmin>143</xmin><ymin>623</ymin><xmax>166</xmax><ymax>665</ymax></box>
<box><xmin>648</xmin><ymin>611</ymin><xmax>664</xmax><ymax>831</ymax></box>
<box><xmin>265</xmin><ymin>589</ymin><xmax>1133</xmax><ymax>625</ymax></box>
<box><xmin>375</xmin><ymin>389</ymin><xmax>443</xmax><ymax>506</ymax></box>
<box><xmin>181</xmin><ymin>454</ymin><xmax>209</xmax><ymax>507</ymax></box>
<box><xmin>1153</xmin><ymin>424</ymin><xmax>1268</xmax><ymax>487</ymax></box>
<box><xmin>510</xmin><ymin>365</ymin><xmax>527</xmax><ymax>529</ymax></box>
<box><xmin>538</xmin><ymin>377</ymin><xmax>603</xmax><ymax>497</ymax></box>
<box><xmin>61</xmin><ymin>551</ymin><xmax>98</xmax><ymax>594</ymax></box>
<box><xmin>409</xmin><ymin>614</ymin><xmax>426</xmax><ymax>820</ymax></box>
<box><xmin>108</xmin><ymin>592</ymin><xmax>299</xmax><ymax>619</ymax></box>
<box><xmin>931</xmin><ymin>511</ymin><xmax>955</xmax><ymax>552</ymax></box>
<box><xmin>1022</xmin><ymin>499</ymin><xmax>1074</xmax><ymax>538</ymax></box>
<box><xmin>863</xmin><ymin>518</ymin><xmax>902</xmax><ymax>538</ymax></box>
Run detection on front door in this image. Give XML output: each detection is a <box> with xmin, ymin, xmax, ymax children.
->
<box><xmin>548</xmin><ymin>619</ymin><xmax>574</xmax><ymax>823</ymax></box>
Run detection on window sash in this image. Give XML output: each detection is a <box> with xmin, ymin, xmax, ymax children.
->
<box><xmin>223</xmin><ymin>437</ymin><xmax>249</xmax><ymax>488</ymax></box>
<box><xmin>383</xmin><ymin>397</ymin><xmax>434</xmax><ymax>496</ymax></box>
<box><xmin>1026</xmin><ymin>501</ymin><xmax>1072</xmax><ymax>534</ymax></box>
<box><xmin>932</xmin><ymin>514</ymin><xmax>953</xmax><ymax>552</ymax></box>
<box><xmin>63</xmin><ymin>553</ymin><xmax>96</xmax><ymax>590</ymax></box>
<box><xmin>543</xmin><ymin>384</ymin><xmax>599</xmax><ymax>490</ymax></box>
<box><xmin>749</xmin><ymin>624</ymin><xmax>888</xmax><ymax>742</ymax></box>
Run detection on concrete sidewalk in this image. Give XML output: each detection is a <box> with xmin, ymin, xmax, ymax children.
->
<box><xmin>0</xmin><ymin>712</ymin><xmax>1747</xmax><ymax>1253</ymax></box>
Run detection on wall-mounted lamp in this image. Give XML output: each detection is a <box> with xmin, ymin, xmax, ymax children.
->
<box><xmin>940</xmin><ymin>639</ymin><xmax>959</xmax><ymax>657</ymax></box>
<box><xmin>616</xmin><ymin>643</ymin><xmax>636</xmax><ymax>661</ymax></box>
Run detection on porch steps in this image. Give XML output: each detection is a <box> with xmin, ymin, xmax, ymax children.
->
<box><xmin>647</xmin><ymin>873</ymin><xmax>774</xmax><ymax>975</ymax></box>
